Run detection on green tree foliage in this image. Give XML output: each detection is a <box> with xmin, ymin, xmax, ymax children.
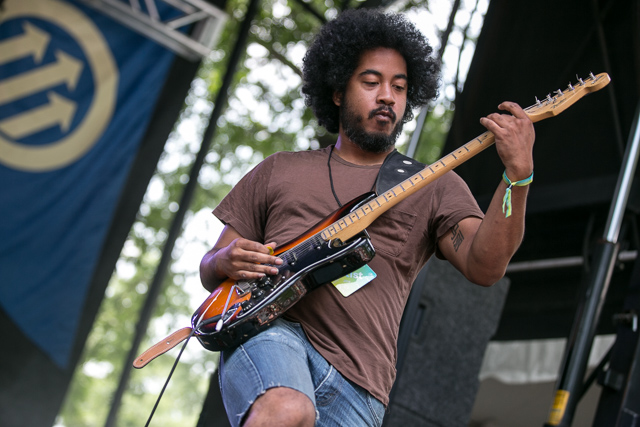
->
<box><xmin>57</xmin><ymin>1</ymin><xmax>486</xmax><ymax>425</ymax></box>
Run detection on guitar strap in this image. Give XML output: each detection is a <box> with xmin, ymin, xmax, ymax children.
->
<box><xmin>375</xmin><ymin>149</ymin><xmax>426</xmax><ymax>194</ymax></box>
<box><xmin>133</xmin><ymin>327</ymin><xmax>193</xmax><ymax>368</ymax></box>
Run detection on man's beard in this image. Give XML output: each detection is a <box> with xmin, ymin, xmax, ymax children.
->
<box><xmin>340</xmin><ymin>100</ymin><xmax>404</xmax><ymax>154</ymax></box>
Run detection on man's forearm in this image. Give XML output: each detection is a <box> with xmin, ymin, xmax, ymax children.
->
<box><xmin>466</xmin><ymin>179</ymin><xmax>529</xmax><ymax>286</ymax></box>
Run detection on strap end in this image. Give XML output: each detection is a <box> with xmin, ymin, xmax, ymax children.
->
<box><xmin>133</xmin><ymin>327</ymin><xmax>193</xmax><ymax>369</ymax></box>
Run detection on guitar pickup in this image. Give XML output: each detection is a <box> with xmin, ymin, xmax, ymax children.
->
<box><xmin>289</xmin><ymin>252</ymin><xmax>297</xmax><ymax>265</ymax></box>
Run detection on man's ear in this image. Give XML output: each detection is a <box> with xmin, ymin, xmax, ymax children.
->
<box><xmin>333</xmin><ymin>91</ymin><xmax>342</xmax><ymax>107</ymax></box>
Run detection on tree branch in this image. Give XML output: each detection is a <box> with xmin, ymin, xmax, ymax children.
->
<box><xmin>252</xmin><ymin>38</ymin><xmax>303</xmax><ymax>77</ymax></box>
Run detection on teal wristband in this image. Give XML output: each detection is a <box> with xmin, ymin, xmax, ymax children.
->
<box><xmin>502</xmin><ymin>171</ymin><xmax>533</xmax><ymax>218</ymax></box>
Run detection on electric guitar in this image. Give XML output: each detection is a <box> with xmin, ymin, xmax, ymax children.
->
<box><xmin>134</xmin><ymin>72</ymin><xmax>610</xmax><ymax>368</ymax></box>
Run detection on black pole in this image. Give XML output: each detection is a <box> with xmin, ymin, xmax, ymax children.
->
<box><xmin>544</xmin><ymin>103</ymin><xmax>640</xmax><ymax>426</ymax></box>
<box><xmin>545</xmin><ymin>242</ymin><xmax>619</xmax><ymax>427</ymax></box>
<box><xmin>104</xmin><ymin>1</ymin><xmax>262</xmax><ymax>426</ymax></box>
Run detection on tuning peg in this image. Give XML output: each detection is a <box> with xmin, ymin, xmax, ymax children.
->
<box><xmin>546</xmin><ymin>94</ymin><xmax>553</xmax><ymax>102</ymax></box>
<box><xmin>568</xmin><ymin>82</ymin><xmax>574</xmax><ymax>91</ymax></box>
<box><xmin>535</xmin><ymin>96</ymin><xmax>542</xmax><ymax>105</ymax></box>
<box><xmin>589</xmin><ymin>72</ymin><xmax>596</xmax><ymax>80</ymax></box>
<box><xmin>555</xmin><ymin>89</ymin><xmax>563</xmax><ymax>96</ymax></box>
<box><xmin>576</xmin><ymin>75</ymin><xmax>585</xmax><ymax>85</ymax></box>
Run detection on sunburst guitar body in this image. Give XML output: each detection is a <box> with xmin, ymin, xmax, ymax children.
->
<box><xmin>190</xmin><ymin>193</ymin><xmax>377</xmax><ymax>351</ymax></box>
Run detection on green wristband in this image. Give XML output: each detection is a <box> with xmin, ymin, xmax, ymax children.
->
<box><xmin>502</xmin><ymin>171</ymin><xmax>533</xmax><ymax>218</ymax></box>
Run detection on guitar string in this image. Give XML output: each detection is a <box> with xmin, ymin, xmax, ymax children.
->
<box><xmin>205</xmin><ymin>76</ymin><xmax>598</xmax><ymax>324</ymax></box>
<box><xmin>296</xmin><ymin>76</ymin><xmax>598</xmax><ymax>262</ymax></box>
<box><xmin>259</xmin><ymin>77</ymin><xmax>593</xmax><ymax>289</ymax></box>
<box><xmin>264</xmin><ymin>76</ymin><xmax>592</xmax><ymax>275</ymax></box>
<box><xmin>267</xmin><ymin>233</ymin><xmax>323</xmax><ymax>269</ymax></box>
<box><xmin>265</xmin><ymin>76</ymin><xmax>596</xmax><ymax>273</ymax></box>
<box><xmin>157</xmin><ymin>75</ymin><xmax>599</xmax><ymax>422</ymax></box>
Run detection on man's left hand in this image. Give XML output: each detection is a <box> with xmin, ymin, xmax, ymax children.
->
<box><xmin>479</xmin><ymin>101</ymin><xmax>535</xmax><ymax>180</ymax></box>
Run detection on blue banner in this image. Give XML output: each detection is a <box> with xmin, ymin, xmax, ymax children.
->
<box><xmin>0</xmin><ymin>0</ymin><xmax>177</xmax><ymax>368</ymax></box>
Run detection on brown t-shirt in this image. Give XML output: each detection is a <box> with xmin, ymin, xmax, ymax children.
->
<box><xmin>212</xmin><ymin>146</ymin><xmax>484</xmax><ymax>405</ymax></box>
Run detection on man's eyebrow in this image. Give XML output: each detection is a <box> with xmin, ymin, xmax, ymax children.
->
<box><xmin>358</xmin><ymin>69</ymin><xmax>408</xmax><ymax>80</ymax></box>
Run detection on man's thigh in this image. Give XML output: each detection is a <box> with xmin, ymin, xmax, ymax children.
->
<box><xmin>219</xmin><ymin>320</ymin><xmax>317</xmax><ymax>426</ymax></box>
<box><xmin>219</xmin><ymin>319</ymin><xmax>385</xmax><ymax>427</ymax></box>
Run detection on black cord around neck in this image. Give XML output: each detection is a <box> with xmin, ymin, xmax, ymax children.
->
<box><xmin>328</xmin><ymin>145</ymin><xmax>382</xmax><ymax>207</ymax></box>
<box><xmin>327</xmin><ymin>145</ymin><xmax>343</xmax><ymax>208</ymax></box>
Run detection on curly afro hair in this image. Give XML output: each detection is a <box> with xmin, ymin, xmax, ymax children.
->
<box><xmin>301</xmin><ymin>8</ymin><xmax>440</xmax><ymax>134</ymax></box>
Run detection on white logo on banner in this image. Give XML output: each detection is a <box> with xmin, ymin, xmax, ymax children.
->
<box><xmin>0</xmin><ymin>0</ymin><xmax>118</xmax><ymax>172</ymax></box>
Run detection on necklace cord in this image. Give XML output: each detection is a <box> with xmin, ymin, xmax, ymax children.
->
<box><xmin>327</xmin><ymin>146</ymin><xmax>343</xmax><ymax>208</ymax></box>
<box><xmin>328</xmin><ymin>145</ymin><xmax>381</xmax><ymax>208</ymax></box>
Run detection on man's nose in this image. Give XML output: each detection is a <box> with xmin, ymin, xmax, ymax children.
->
<box><xmin>376</xmin><ymin>84</ymin><xmax>395</xmax><ymax>105</ymax></box>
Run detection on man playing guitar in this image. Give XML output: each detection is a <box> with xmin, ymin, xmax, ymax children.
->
<box><xmin>199</xmin><ymin>8</ymin><xmax>534</xmax><ymax>427</ymax></box>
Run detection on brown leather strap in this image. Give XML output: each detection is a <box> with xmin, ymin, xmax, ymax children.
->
<box><xmin>133</xmin><ymin>327</ymin><xmax>193</xmax><ymax>369</ymax></box>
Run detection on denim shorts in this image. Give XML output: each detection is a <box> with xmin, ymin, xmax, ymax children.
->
<box><xmin>219</xmin><ymin>318</ymin><xmax>385</xmax><ymax>427</ymax></box>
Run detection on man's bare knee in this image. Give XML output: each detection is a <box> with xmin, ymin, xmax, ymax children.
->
<box><xmin>243</xmin><ymin>387</ymin><xmax>315</xmax><ymax>427</ymax></box>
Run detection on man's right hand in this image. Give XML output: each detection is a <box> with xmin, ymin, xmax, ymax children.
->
<box><xmin>199</xmin><ymin>225</ymin><xmax>282</xmax><ymax>292</ymax></box>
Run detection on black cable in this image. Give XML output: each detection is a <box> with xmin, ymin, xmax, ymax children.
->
<box><xmin>144</xmin><ymin>330</ymin><xmax>196</xmax><ymax>427</ymax></box>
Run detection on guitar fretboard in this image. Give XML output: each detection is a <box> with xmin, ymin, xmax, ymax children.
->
<box><xmin>318</xmin><ymin>72</ymin><xmax>610</xmax><ymax>244</ymax></box>
<box><xmin>319</xmin><ymin>131</ymin><xmax>495</xmax><ymax>242</ymax></box>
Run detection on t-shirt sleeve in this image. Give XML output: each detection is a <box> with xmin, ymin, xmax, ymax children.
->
<box><xmin>429</xmin><ymin>171</ymin><xmax>485</xmax><ymax>259</ymax></box>
<box><xmin>212</xmin><ymin>154</ymin><xmax>276</xmax><ymax>243</ymax></box>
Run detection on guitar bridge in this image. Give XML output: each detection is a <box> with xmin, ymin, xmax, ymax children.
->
<box><xmin>235</xmin><ymin>280</ymin><xmax>252</xmax><ymax>296</ymax></box>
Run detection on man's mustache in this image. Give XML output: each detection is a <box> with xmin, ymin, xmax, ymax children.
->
<box><xmin>368</xmin><ymin>106</ymin><xmax>397</xmax><ymax>123</ymax></box>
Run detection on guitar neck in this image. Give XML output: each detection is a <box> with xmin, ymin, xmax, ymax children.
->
<box><xmin>319</xmin><ymin>72</ymin><xmax>610</xmax><ymax>244</ymax></box>
<box><xmin>320</xmin><ymin>130</ymin><xmax>496</xmax><ymax>243</ymax></box>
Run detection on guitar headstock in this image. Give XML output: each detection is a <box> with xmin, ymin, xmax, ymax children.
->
<box><xmin>525</xmin><ymin>72</ymin><xmax>611</xmax><ymax>123</ymax></box>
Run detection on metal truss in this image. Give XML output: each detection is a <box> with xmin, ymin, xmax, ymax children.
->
<box><xmin>77</xmin><ymin>0</ymin><xmax>227</xmax><ymax>61</ymax></box>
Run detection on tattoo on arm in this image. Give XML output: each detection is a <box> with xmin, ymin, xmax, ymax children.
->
<box><xmin>450</xmin><ymin>223</ymin><xmax>464</xmax><ymax>252</ymax></box>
